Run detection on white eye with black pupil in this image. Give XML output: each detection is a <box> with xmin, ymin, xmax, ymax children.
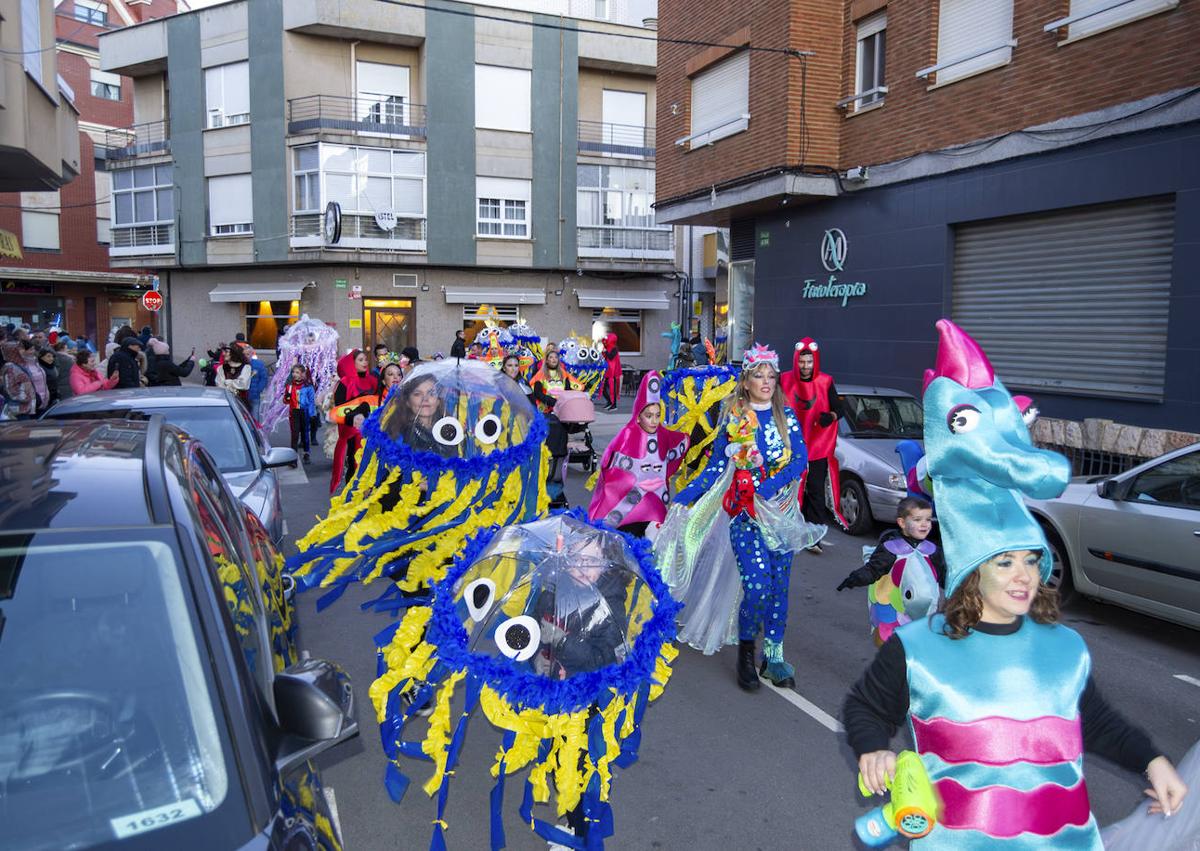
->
<box><xmin>809</xmin><ymin>342</ymin><xmax>819</xmax><ymax>351</ymax></box>
<box><xmin>433</xmin><ymin>416</ymin><xmax>465</xmax><ymax>446</ymax></box>
<box><xmin>947</xmin><ymin>405</ymin><xmax>981</xmax><ymax>434</ymax></box>
<box><xmin>647</xmin><ymin>377</ymin><xmax>660</xmax><ymax>394</ymax></box>
<box><xmin>475</xmin><ymin>414</ymin><xmax>502</xmax><ymax>445</ymax></box>
<box><xmin>464</xmin><ymin>577</ymin><xmax>495</xmax><ymax>621</ymax></box>
<box><xmin>495</xmin><ymin>615</ymin><xmax>540</xmax><ymax>661</ymax></box>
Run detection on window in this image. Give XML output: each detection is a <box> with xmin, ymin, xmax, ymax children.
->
<box><xmin>1055</xmin><ymin>0</ymin><xmax>1178</xmax><ymax>41</ymax></box>
<box><xmin>921</xmin><ymin>0</ymin><xmax>1014</xmax><ymax>85</ymax></box>
<box><xmin>462</xmin><ymin>303</ymin><xmax>520</xmax><ymax>344</ymax></box>
<box><xmin>112</xmin><ymin>164</ymin><xmax>173</xmax><ymax>228</ymax></box>
<box><xmin>357</xmin><ymin>61</ymin><xmax>409</xmax><ymax>126</ymax></box>
<box><xmin>475</xmin><ymin>65</ymin><xmax>531</xmax><ymax>132</ymax></box>
<box><xmin>728</xmin><ymin>259</ymin><xmax>755</xmax><ymax>360</ymax></box>
<box><xmin>316</xmin><ymin>144</ymin><xmax>425</xmax><ymax>218</ymax></box>
<box><xmin>594</xmin><ymin>0</ymin><xmax>609</xmax><ymax>19</ymax></box>
<box><xmin>90</xmin><ymin>68</ymin><xmax>121</xmax><ymax>101</ymax></box>
<box><xmin>205</xmin><ymin>62</ymin><xmax>250</xmax><ymax>129</ymax></box>
<box><xmin>477</xmin><ymin>177</ymin><xmax>530</xmax><ymax>238</ymax></box>
<box><xmin>577</xmin><ymin>165</ymin><xmax>657</xmax><ymax>229</ymax></box>
<box><xmin>208</xmin><ymin>174</ymin><xmax>253</xmax><ymax>236</ymax></box>
<box><xmin>292</xmin><ymin>145</ymin><xmax>319</xmax><ymax>212</ymax></box>
<box><xmin>73</xmin><ymin>0</ymin><xmax>107</xmax><ymax>26</ymax></box>
<box><xmin>1130</xmin><ymin>451</ymin><xmax>1200</xmax><ymax>510</ymax></box>
<box><xmin>245</xmin><ymin>300</ymin><xmax>299</xmax><ymax>351</ymax></box>
<box><xmin>686</xmin><ymin>50</ymin><xmax>750</xmax><ymax>147</ymax></box>
<box><xmin>20</xmin><ymin>191</ymin><xmax>60</xmax><ymax>250</ymax></box>
<box><xmin>591</xmin><ymin>309</ymin><xmax>642</xmax><ymax>356</ymax></box>
<box><xmin>22</xmin><ymin>0</ymin><xmax>42</xmax><ymax>84</ymax></box>
<box><xmin>853</xmin><ymin>12</ymin><xmax>887</xmax><ymax>109</ymax></box>
<box><xmin>601</xmin><ymin>89</ymin><xmax>647</xmax><ymax>153</ymax></box>
<box><xmin>95</xmin><ymin>167</ymin><xmax>111</xmax><ymax>243</ymax></box>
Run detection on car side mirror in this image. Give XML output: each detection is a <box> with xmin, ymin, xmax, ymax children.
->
<box><xmin>273</xmin><ymin>657</ymin><xmax>358</xmax><ymax>774</ymax></box>
<box><xmin>263</xmin><ymin>447</ymin><xmax>298</xmax><ymax>468</ymax></box>
<box><xmin>1097</xmin><ymin>479</ymin><xmax>1123</xmax><ymax>501</ymax></box>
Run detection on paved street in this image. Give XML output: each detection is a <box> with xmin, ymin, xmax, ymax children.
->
<box><xmin>272</xmin><ymin>411</ymin><xmax>1200</xmax><ymax>851</ymax></box>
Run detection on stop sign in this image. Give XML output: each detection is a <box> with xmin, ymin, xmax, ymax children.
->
<box><xmin>142</xmin><ymin>290</ymin><xmax>163</xmax><ymax>312</ymax></box>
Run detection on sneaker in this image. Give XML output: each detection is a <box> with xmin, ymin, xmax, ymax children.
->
<box><xmin>806</xmin><ymin>542</ymin><xmax>823</xmax><ymax>554</ymax></box>
<box><xmin>303</xmin><ymin>452</ymin><xmax>311</xmax><ymax>464</ymax></box>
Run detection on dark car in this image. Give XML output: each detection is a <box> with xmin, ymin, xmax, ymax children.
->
<box><xmin>0</xmin><ymin>418</ymin><xmax>355</xmax><ymax>850</ymax></box>
<box><xmin>43</xmin><ymin>387</ymin><xmax>296</xmax><ymax>543</ymax></box>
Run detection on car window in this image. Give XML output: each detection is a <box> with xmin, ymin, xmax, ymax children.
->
<box><xmin>842</xmin><ymin>395</ymin><xmax>924</xmax><ymax>438</ymax></box>
<box><xmin>0</xmin><ymin>534</ymin><xmax>244</xmax><ymax>849</ymax></box>
<box><xmin>230</xmin><ymin>396</ymin><xmax>270</xmax><ymax>456</ymax></box>
<box><xmin>1129</xmin><ymin>451</ymin><xmax>1200</xmax><ymax>510</ymax></box>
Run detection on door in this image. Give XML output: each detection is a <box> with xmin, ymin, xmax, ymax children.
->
<box><xmin>602</xmin><ymin>90</ymin><xmax>646</xmax><ymax>155</ymax></box>
<box><xmin>363</xmin><ymin>298</ymin><xmax>414</xmax><ymax>354</ymax></box>
<box><xmin>1075</xmin><ymin>447</ymin><xmax>1200</xmax><ymax>618</ymax></box>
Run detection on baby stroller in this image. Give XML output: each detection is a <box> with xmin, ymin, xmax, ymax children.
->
<box><xmin>555</xmin><ymin>390</ymin><xmax>597</xmax><ymax>473</ymax></box>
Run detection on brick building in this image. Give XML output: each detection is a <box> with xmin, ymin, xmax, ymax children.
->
<box><xmin>655</xmin><ymin>0</ymin><xmax>1200</xmax><ymax>431</ymax></box>
<box><xmin>0</xmin><ymin>0</ymin><xmax>188</xmax><ymax>344</ymax></box>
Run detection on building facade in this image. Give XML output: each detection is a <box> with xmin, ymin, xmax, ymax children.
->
<box><xmin>655</xmin><ymin>0</ymin><xmax>1200</xmax><ymax>431</ymax></box>
<box><xmin>99</xmin><ymin>0</ymin><xmax>677</xmax><ymax>368</ymax></box>
<box><xmin>0</xmin><ymin>0</ymin><xmax>185</xmax><ymax>342</ymax></box>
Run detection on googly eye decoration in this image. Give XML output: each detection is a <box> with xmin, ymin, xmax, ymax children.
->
<box><xmin>434</xmin><ymin>416</ymin><xmax>466</xmax><ymax>446</ymax></box>
<box><xmin>475</xmin><ymin>414</ymin><xmax>502</xmax><ymax>445</ymax></box>
<box><xmin>947</xmin><ymin>404</ymin><xmax>981</xmax><ymax>435</ymax></box>
<box><xmin>464</xmin><ymin>577</ymin><xmax>496</xmax><ymax>621</ymax></box>
<box><xmin>495</xmin><ymin>615</ymin><xmax>541</xmax><ymax>662</ymax></box>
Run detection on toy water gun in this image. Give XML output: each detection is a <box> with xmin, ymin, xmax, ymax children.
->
<box><xmin>855</xmin><ymin>751</ymin><xmax>942</xmax><ymax>847</ymax></box>
<box><xmin>329</xmin><ymin>394</ymin><xmax>379</xmax><ymax>425</ymax></box>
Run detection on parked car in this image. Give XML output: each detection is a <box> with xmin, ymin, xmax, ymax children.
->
<box><xmin>834</xmin><ymin>385</ymin><xmax>925</xmax><ymax>534</ymax></box>
<box><xmin>0</xmin><ymin>418</ymin><xmax>355</xmax><ymax>850</ymax></box>
<box><xmin>1026</xmin><ymin>441</ymin><xmax>1200</xmax><ymax>629</ymax></box>
<box><xmin>43</xmin><ymin>387</ymin><xmax>296</xmax><ymax>543</ymax></box>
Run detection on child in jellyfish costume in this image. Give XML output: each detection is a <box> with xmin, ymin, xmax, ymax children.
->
<box><xmin>260</xmin><ymin>315</ymin><xmax>339</xmax><ymax>435</ymax></box>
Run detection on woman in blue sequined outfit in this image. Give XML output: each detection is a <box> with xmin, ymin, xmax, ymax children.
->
<box><xmin>674</xmin><ymin>343</ymin><xmax>824</xmax><ymax>691</ymax></box>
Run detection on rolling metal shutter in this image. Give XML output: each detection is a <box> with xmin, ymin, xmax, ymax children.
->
<box><xmin>691</xmin><ymin>51</ymin><xmax>749</xmax><ymax>136</ymax></box>
<box><xmin>952</xmin><ymin>196</ymin><xmax>1174</xmax><ymax>401</ymax></box>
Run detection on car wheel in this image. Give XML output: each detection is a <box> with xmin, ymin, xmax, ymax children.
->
<box><xmin>1041</xmin><ymin>525</ymin><xmax>1076</xmax><ymax>606</ymax></box>
<box><xmin>839</xmin><ymin>477</ymin><xmax>873</xmax><ymax>536</ymax></box>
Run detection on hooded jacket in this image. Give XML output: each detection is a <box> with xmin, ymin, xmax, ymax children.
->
<box><xmin>70</xmin><ymin>362</ymin><xmax>120</xmax><ymax>396</ymax></box>
<box><xmin>146</xmin><ymin>339</ymin><xmax>196</xmax><ymax>387</ymax></box>
<box><xmin>779</xmin><ymin>337</ymin><xmax>843</xmax><ymax>461</ymax></box>
<box><xmin>1</xmin><ymin>341</ymin><xmax>37</xmax><ymax>417</ymax></box>
<box><xmin>330</xmin><ymin>351</ymin><xmax>378</xmax><ymax>493</ymax></box>
<box><xmin>107</xmin><ymin>337</ymin><xmax>144</xmax><ymax>389</ymax></box>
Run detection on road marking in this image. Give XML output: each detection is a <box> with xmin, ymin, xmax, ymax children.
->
<box><xmin>277</xmin><ymin>464</ymin><xmax>310</xmax><ymax>486</ymax></box>
<box><xmin>763</xmin><ymin>682</ymin><xmax>845</xmax><ymax>733</ymax></box>
<box><xmin>1174</xmin><ymin>674</ymin><xmax>1200</xmax><ymax>689</ymax></box>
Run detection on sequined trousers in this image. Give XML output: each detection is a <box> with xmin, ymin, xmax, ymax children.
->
<box><xmin>730</xmin><ymin>514</ymin><xmax>792</xmax><ymax>642</ymax></box>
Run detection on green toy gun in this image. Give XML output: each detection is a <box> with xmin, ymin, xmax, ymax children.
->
<box><xmin>855</xmin><ymin>751</ymin><xmax>942</xmax><ymax>846</ymax></box>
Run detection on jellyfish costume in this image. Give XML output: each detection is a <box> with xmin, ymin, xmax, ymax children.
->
<box><xmin>558</xmin><ymin>336</ymin><xmax>606</xmax><ymax>398</ymax></box>
<box><xmin>260</xmin><ymin>315</ymin><xmax>340</xmax><ymax>434</ymax></box>
<box><xmin>370</xmin><ymin>512</ymin><xmax>679</xmax><ymax>850</ymax></box>
<box><xmin>288</xmin><ymin>359</ymin><xmax>550</xmax><ymax>611</ymax></box>
<box><xmin>660</xmin><ymin>364</ymin><xmax>739</xmax><ymax>492</ymax></box>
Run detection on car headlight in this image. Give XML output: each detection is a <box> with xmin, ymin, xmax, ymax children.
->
<box><xmin>888</xmin><ymin>472</ymin><xmax>906</xmax><ymax>491</ymax></box>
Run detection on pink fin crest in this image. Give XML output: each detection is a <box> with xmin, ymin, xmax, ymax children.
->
<box><xmin>932</xmin><ymin>319</ymin><xmax>994</xmax><ymax>390</ymax></box>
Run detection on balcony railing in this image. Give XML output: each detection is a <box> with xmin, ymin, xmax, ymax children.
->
<box><xmin>577</xmin><ymin>225</ymin><xmax>673</xmax><ymax>260</ymax></box>
<box><xmin>105</xmin><ymin>120</ymin><xmax>170</xmax><ymax>161</ymax></box>
<box><xmin>287</xmin><ymin>96</ymin><xmax>428</xmax><ymax>138</ymax></box>
<box><xmin>110</xmin><ymin>224</ymin><xmax>174</xmax><ymax>257</ymax></box>
<box><xmin>578</xmin><ymin>121</ymin><xmax>655</xmax><ymax>159</ymax></box>
<box><xmin>290</xmin><ymin>212</ymin><xmax>426</xmax><ymax>251</ymax></box>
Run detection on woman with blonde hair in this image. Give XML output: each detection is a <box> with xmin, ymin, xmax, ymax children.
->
<box><xmin>662</xmin><ymin>344</ymin><xmax>825</xmax><ymax>691</ymax></box>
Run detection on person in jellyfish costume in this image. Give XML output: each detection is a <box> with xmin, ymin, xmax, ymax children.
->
<box><xmin>260</xmin><ymin>315</ymin><xmax>340</xmax><ymax>435</ymax></box>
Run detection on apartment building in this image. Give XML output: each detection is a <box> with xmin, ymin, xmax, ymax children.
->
<box><xmin>656</xmin><ymin>0</ymin><xmax>1200</xmax><ymax>431</ymax></box>
<box><xmin>98</xmin><ymin>0</ymin><xmax>676</xmax><ymax>367</ymax></box>
<box><xmin>0</xmin><ymin>0</ymin><xmax>187</xmax><ymax>341</ymax></box>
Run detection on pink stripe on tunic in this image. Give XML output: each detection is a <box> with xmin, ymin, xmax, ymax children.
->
<box><xmin>936</xmin><ymin>777</ymin><xmax>1091</xmax><ymax>837</ymax></box>
<box><xmin>911</xmin><ymin>714</ymin><xmax>1082</xmax><ymax>766</ymax></box>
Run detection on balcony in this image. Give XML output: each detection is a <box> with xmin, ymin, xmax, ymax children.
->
<box><xmin>110</xmin><ymin>224</ymin><xmax>174</xmax><ymax>258</ymax></box>
<box><xmin>287</xmin><ymin>96</ymin><xmax>428</xmax><ymax>139</ymax></box>
<box><xmin>290</xmin><ymin>213</ymin><xmax>426</xmax><ymax>252</ymax></box>
<box><xmin>105</xmin><ymin>121</ymin><xmax>171</xmax><ymax>161</ymax></box>
<box><xmin>577</xmin><ymin>226</ymin><xmax>673</xmax><ymax>261</ymax></box>
<box><xmin>578</xmin><ymin>121</ymin><xmax>655</xmax><ymax>159</ymax></box>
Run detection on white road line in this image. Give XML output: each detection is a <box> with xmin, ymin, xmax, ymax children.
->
<box><xmin>763</xmin><ymin>682</ymin><xmax>845</xmax><ymax>733</ymax></box>
<box><xmin>1173</xmin><ymin>674</ymin><xmax>1200</xmax><ymax>689</ymax></box>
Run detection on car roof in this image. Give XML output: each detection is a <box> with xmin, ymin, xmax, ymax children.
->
<box><xmin>0</xmin><ymin>419</ymin><xmax>160</xmax><ymax>531</ymax></box>
<box><xmin>47</xmin><ymin>386</ymin><xmax>234</xmax><ymax>414</ymax></box>
<box><xmin>838</xmin><ymin>384</ymin><xmax>918</xmax><ymax>399</ymax></box>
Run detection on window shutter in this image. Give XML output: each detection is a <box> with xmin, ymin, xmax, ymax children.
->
<box><xmin>357</xmin><ymin>61</ymin><xmax>409</xmax><ymax>97</ymax></box>
<box><xmin>209</xmin><ymin>174</ymin><xmax>253</xmax><ymax>227</ymax></box>
<box><xmin>935</xmin><ymin>0</ymin><xmax>1013</xmax><ymax>84</ymax></box>
<box><xmin>223</xmin><ymin>62</ymin><xmax>250</xmax><ymax>117</ymax></box>
<box><xmin>690</xmin><ymin>51</ymin><xmax>749</xmax><ymax>135</ymax></box>
<box><xmin>22</xmin><ymin>0</ymin><xmax>42</xmax><ymax>83</ymax></box>
<box><xmin>477</xmin><ymin>177</ymin><xmax>531</xmax><ymax>203</ymax></box>
<box><xmin>1067</xmin><ymin>0</ymin><xmax>1174</xmax><ymax>39</ymax></box>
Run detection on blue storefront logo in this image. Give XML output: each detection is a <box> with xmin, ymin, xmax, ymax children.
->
<box><xmin>821</xmin><ymin>228</ymin><xmax>847</xmax><ymax>272</ymax></box>
<box><xmin>803</xmin><ymin>275</ymin><xmax>868</xmax><ymax>307</ymax></box>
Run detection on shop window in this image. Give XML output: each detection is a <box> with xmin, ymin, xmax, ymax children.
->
<box><xmin>205</xmin><ymin>61</ymin><xmax>250</xmax><ymax>129</ymax></box>
<box><xmin>477</xmin><ymin>177</ymin><xmax>529</xmax><ymax>238</ymax></box>
<box><xmin>462</xmin><ymin>303</ymin><xmax>520</xmax><ymax>344</ymax></box>
<box><xmin>73</xmin><ymin>0</ymin><xmax>107</xmax><ymax>26</ymax></box>
<box><xmin>475</xmin><ymin>65</ymin><xmax>530</xmax><ymax>132</ymax></box>
<box><xmin>728</xmin><ymin>259</ymin><xmax>755</xmax><ymax>361</ymax></box>
<box><xmin>853</xmin><ymin>12</ymin><xmax>887</xmax><ymax>109</ymax></box>
<box><xmin>208</xmin><ymin>174</ymin><xmax>253</xmax><ymax>236</ymax></box>
<box><xmin>90</xmin><ymin>68</ymin><xmax>121</xmax><ymax>101</ymax></box>
<box><xmin>591</xmin><ymin>309</ymin><xmax>642</xmax><ymax>356</ymax></box>
<box><xmin>244</xmin><ymin>300</ymin><xmax>299</xmax><ymax>350</ymax></box>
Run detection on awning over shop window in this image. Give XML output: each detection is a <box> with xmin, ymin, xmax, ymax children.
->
<box><xmin>209</xmin><ymin>282</ymin><xmax>311</xmax><ymax>303</ymax></box>
<box><xmin>443</xmin><ymin>287</ymin><xmax>546</xmax><ymax>305</ymax></box>
<box><xmin>0</xmin><ymin>229</ymin><xmax>22</xmax><ymax>260</ymax></box>
<box><xmin>575</xmin><ymin>288</ymin><xmax>669</xmax><ymax>311</ymax></box>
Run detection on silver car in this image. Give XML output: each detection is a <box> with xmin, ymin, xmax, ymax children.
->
<box><xmin>1026</xmin><ymin>442</ymin><xmax>1200</xmax><ymax>630</ymax></box>
<box><xmin>44</xmin><ymin>387</ymin><xmax>296</xmax><ymax>543</ymax></box>
<box><xmin>833</xmin><ymin>385</ymin><xmax>924</xmax><ymax>534</ymax></box>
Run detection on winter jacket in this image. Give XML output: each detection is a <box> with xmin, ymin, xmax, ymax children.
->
<box><xmin>247</xmin><ymin>359</ymin><xmax>269</xmax><ymax>404</ymax></box>
<box><xmin>216</xmin><ymin>362</ymin><xmax>251</xmax><ymax>393</ymax></box>
<box><xmin>284</xmin><ymin>381</ymin><xmax>318</xmax><ymax>418</ymax></box>
<box><xmin>1</xmin><ymin>342</ymin><xmax>36</xmax><ymax>418</ymax></box>
<box><xmin>53</xmin><ymin>352</ymin><xmax>75</xmax><ymax>400</ymax></box>
<box><xmin>107</xmin><ymin>338</ymin><xmax>144</xmax><ymax>389</ymax></box>
<box><xmin>146</xmin><ymin>352</ymin><xmax>196</xmax><ymax>386</ymax></box>
<box><xmin>37</xmin><ymin>360</ymin><xmax>59</xmax><ymax>409</ymax></box>
<box><xmin>69</xmin><ymin>363</ymin><xmax>119</xmax><ymax>396</ymax></box>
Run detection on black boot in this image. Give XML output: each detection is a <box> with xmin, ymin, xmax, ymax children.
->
<box><xmin>736</xmin><ymin>640</ymin><xmax>761</xmax><ymax>691</ymax></box>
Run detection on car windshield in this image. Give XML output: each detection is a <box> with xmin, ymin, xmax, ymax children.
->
<box><xmin>54</xmin><ymin>406</ymin><xmax>254</xmax><ymax>473</ymax></box>
<box><xmin>0</xmin><ymin>533</ymin><xmax>238</xmax><ymax>850</ymax></box>
<box><xmin>842</xmin><ymin>394</ymin><xmax>924</xmax><ymax>438</ymax></box>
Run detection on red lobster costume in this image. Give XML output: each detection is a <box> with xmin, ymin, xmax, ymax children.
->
<box><xmin>601</xmin><ymin>332</ymin><xmax>622</xmax><ymax>408</ymax></box>
<box><xmin>329</xmin><ymin>350</ymin><xmax>378</xmax><ymax>494</ymax></box>
<box><xmin>779</xmin><ymin>337</ymin><xmax>849</xmax><ymax>530</ymax></box>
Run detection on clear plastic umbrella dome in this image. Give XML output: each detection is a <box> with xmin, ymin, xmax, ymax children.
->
<box><xmin>451</xmin><ymin>515</ymin><xmax>658</xmax><ymax>678</ymax></box>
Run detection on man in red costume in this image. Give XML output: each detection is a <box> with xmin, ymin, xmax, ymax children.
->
<box><xmin>780</xmin><ymin>338</ymin><xmax>850</xmax><ymax>544</ymax></box>
<box><xmin>601</xmin><ymin>331</ymin><xmax>622</xmax><ymax>411</ymax></box>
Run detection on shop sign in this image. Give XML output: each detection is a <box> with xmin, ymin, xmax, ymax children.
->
<box><xmin>324</xmin><ymin>202</ymin><xmax>342</xmax><ymax>244</ymax></box>
<box><xmin>821</xmin><ymin>228</ymin><xmax>847</xmax><ymax>272</ymax></box>
<box><xmin>348</xmin><ymin>319</ymin><xmax>362</xmax><ymax>329</ymax></box>
<box><xmin>1</xmin><ymin>280</ymin><xmax>53</xmax><ymax>295</ymax></box>
<box><xmin>0</xmin><ymin>230</ymin><xmax>22</xmax><ymax>260</ymax></box>
<box><xmin>334</xmin><ymin>278</ymin><xmax>348</xmax><ymax>289</ymax></box>
<box><xmin>142</xmin><ymin>290</ymin><xmax>164</xmax><ymax>312</ymax></box>
<box><xmin>802</xmin><ymin>275</ymin><xmax>868</xmax><ymax>307</ymax></box>
<box><xmin>349</xmin><ymin>284</ymin><xmax>362</xmax><ymax>300</ymax></box>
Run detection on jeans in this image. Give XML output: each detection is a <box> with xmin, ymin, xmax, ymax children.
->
<box><xmin>289</xmin><ymin>408</ymin><xmax>311</xmax><ymax>453</ymax></box>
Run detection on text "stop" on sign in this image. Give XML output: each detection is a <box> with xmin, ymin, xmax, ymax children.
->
<box><xmin>142</xmin><ymin>290</ymin><xmax>164</xmax><ymax>312</ymax></box>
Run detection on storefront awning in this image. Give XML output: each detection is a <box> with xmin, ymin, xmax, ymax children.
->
<box><xmin>443</xmin><ymin>287</ymin><xmax>546</xmax><ymax>305</ymax></box>
<box><xmin>0</xmin><ymin>230</ymin><xmax>22</xmax><ymax>260</ymax></box>
<box><xmin>575</xmin><ymin>288</ymin><xmax>669</xmax><ymax>311</ymax></box>
<box><xmin>209</xmin><ymin>282</ymin><xmax>311</xmax><ymax>303</ymax></box>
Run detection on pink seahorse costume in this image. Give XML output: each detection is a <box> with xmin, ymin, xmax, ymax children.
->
<box><xmin>588</xmin><ymin>371</ymin><xmax>688</xmax><ymax>529</ymax></box>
